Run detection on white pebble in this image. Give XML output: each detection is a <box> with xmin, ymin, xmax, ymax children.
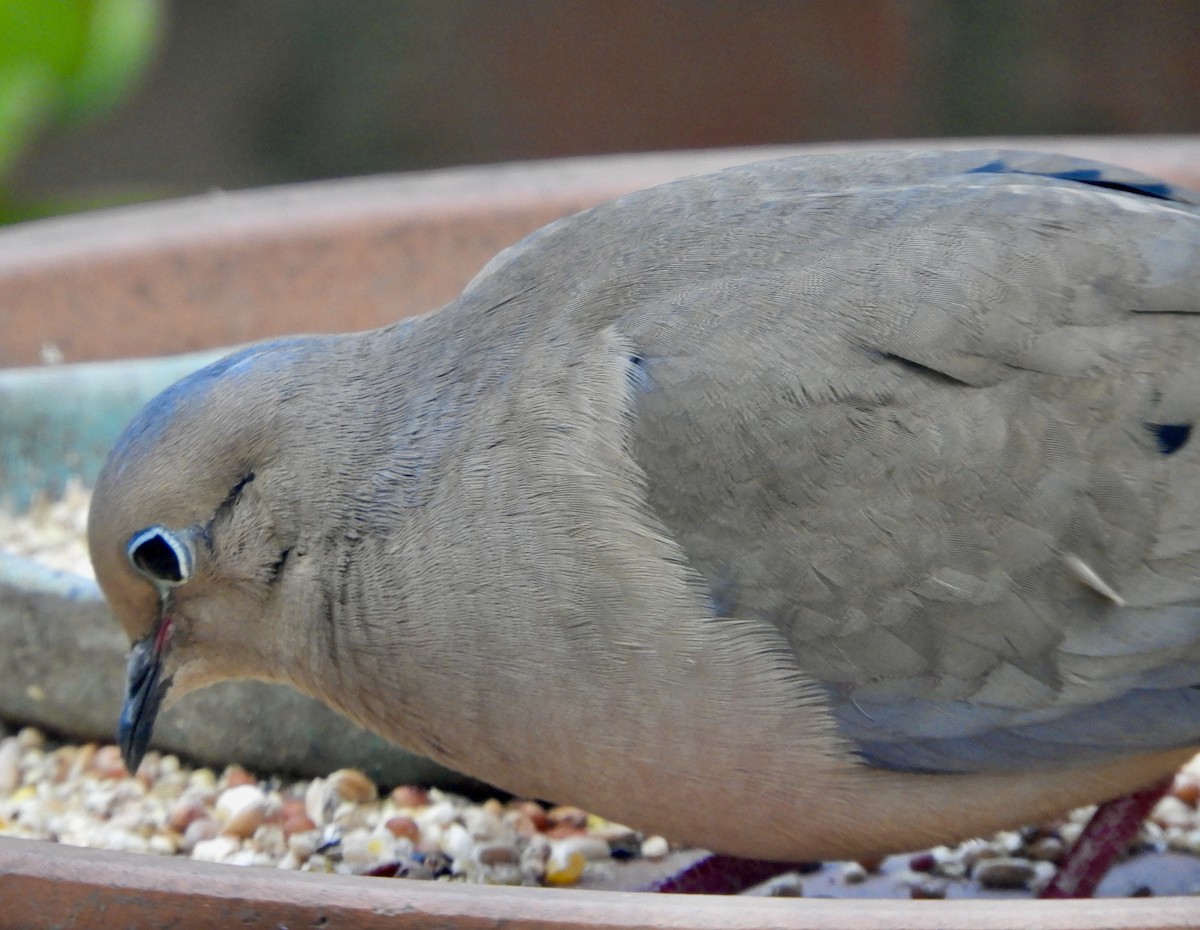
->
<box><xmin>1154</xmin><ymin>795</ymin><xmax>1195</xmax><ymax>829</ymax></box>
<box><xmin>954</xmin><ymin>838</ymin><xmax>995</xmax><ymax>870</ymax></box>
<box><xmin>929</xmin><ymin>844</ymin><xmax>968</xmax><ymax>879</ymax></box>
<box><xmin>462</xmin><ymin>805</ymin><xmax>506</xmax><ymax>842</ymax></box>
<box><xmin>148</xmin><ymin>834</ymin><xmax>179</xmax><ymax>855</ymax></box>
<box><xmin>416</xmin><ymin>800</ymin><xmax>459</xmax><ymax>831</ymax></box>
<box><xmin>215</xmin><ymin>784</ymin><xmax>268</xmax><ymax>838</ymax></box>
<box><xmin>553</xmin><ymin>834</ymin><xmax>611</xmax><ymax>862</ymax></box>
<box><xmin>226</xmin><ymin>848</ymin><xmax>275</xmax><ymax>867</ymax></box>
<box><xmin>276</xmin><ymin>851</ymin><xmax>303</xmax><ymax>870</ymax></box>
<box><xmin>304</xmin><ymin>777</ymin><xmax>333</xmax><ymax>827</ymax></box>
<box><xmin>287</xmin><ymin>829</ymin><xmax>320</xmax><ymax>859</ymax></box>
<box><xmin>192</xmin><ymin>835</ymin><xmax>242</xmax><ymax>862</ymax></box>
<box><xmin>440</xmin><ymin>821</ymin><xmax>474</xmax><ymax>862</ymax></box>
<box><xmin>317</xmin><ymin>823</ymin><xmax>342</xmax><ymax>852</ymax></box>
<box><xmin>250</xmin><ymin>824</ymin><xmax>287</xmax><ymax>858</ymax></box>
<box><xmin>478</xmin><ymin>860</ymin><xmax>524</xmax><ymax>886</ymax></box>
<box><xmin>99</xmin><ymin>829</ymin><xmax>150</xmax><ymax>855</ymax></box>
<box><xmin>640</xmin><ymin>835</ymin><xmax>669</xmax><ymax>859</ymax></box>
<box><xmin>340</xmin><ymin>827</ymin><xmax>377</xmax><ymax>865</ymax></box>
<box><xmin>1031</xmin><ymin>860</ymin><xmax>1058</xmax><ymax>893</ymax></box>
<box><xmin>181</xmin><ymin>816</ymin><xmax>219</xmax><ymax>853</ymax></box>
<box><xmin>1068</xmin><ymin>805</ymin><xmax>1097</xmax><ymax>825</ymax></box>
<box><xmin>83</xmin><ymin>785</ymin><xmax>119</xmax><ymax>817</ymax></box>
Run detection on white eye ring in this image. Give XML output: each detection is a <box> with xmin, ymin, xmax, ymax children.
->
<box><xmin>127</xmin><ymin>526</ymin><xmax>193</xmax><ymax>586</ymax></box>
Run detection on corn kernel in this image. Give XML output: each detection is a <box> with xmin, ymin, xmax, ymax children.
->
<box><xmin>544</xmin><ymin>850</ymin><xmax>586</xmax><ymax>886</ymax></box>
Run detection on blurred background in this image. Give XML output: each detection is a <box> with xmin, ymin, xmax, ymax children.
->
<box><xmin>3</xmin><ymin>0</ymin><xmax>1200</xmax><ymax>225</ymax></box>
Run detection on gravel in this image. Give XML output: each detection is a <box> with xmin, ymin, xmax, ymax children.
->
<box><xmin>0</xmin><ymin>480</ymin><xmax>94</xmax><ymax>577</ymax></box>
<box><xmin>0</xmin><ymin>726</ymin><xmax>660</xmax><ymax>887</ymax></box>
<box><xmin>2</xmin><ymin>725</ymin><xmax>1200</xmax><ymax>895</ymax></box>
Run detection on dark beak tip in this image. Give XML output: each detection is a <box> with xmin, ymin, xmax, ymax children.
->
<box><xmin>118</xmin><ymin>635</ymin><xmax>169</xmax><ymax>774</ymax></box>
<box><xmin>117</xmin><ymin>700</ymin><xmax>148</xmax><ymax>773</ymax></box>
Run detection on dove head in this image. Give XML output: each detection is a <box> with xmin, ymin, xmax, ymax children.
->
<box><xmin>88</xmin><ymin>337</ymin><xmax>345</xmax><ymax>772</ymax></box>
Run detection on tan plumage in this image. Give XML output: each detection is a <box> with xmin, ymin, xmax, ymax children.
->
<box><xmin>88</xmin><ymin>150</ymin><xmax>1200</xmax><ymax>862</ymax></box>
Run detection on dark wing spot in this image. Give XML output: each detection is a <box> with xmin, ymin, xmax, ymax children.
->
<box><xmin>873</xmin><ymin>350</ymin><xmax>974</xmax><ymax>387</ymax></box>
<box><xmin>269</xmin><ymin>548</ymin><xmax>291</xmax><ymax>581</ymax></box>
<box><xmin>210</xmin><ymin>471</ymin><xmax>257</xmax><ymax>526</ymax></box>
<box><xmin>1147</xmin><ymin>422</ymin><xmax>1193</xmax><ymax>455</ymax></box>
<box><xmin>625</xmin><ymin>352</ymin><xmax>654</xmax><ymax>393</ymax></box>
<box><xmin>224</xmin><ymin>471</ymin><xmax>256</xmax><ymax>506</ymax></box>
<box><xmin>968</xmin><ymin>160</ymin><xmax>1179</xmax><ymax>202</ymax></box>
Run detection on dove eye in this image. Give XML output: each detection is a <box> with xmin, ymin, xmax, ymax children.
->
<box><xmin>127</xmin><ymin>526</ymin><xmax>193</xmax><ymax>586</ymax></box>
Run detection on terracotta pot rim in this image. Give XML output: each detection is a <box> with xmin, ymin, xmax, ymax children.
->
<box><xmin>3</xmin><ymin>134</ymin><xmax>1197</xmax><ymax>274</ymax></box>
<box><xmin>2</xmin><ymin>836</ymin><xmax>1198</xmax><ymax>930</ymax></box>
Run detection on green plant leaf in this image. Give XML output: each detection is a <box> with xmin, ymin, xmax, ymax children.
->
<box><xmin>0</xmin><ymin>63</ymin><xmax>58</xmax><ymax>177</ymax></box>
<box><xmin>0</xmin><ymin>0</ymin><xmax>88</xmax><ymax>78</ymax></box>
<box><xmin>62</xmin><ymin>0</ymin><xmax>162</xmax><ymax>122</ymax></box>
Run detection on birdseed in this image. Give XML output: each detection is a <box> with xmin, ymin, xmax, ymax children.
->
<box><xmin>0</xmin><ymin>727</ymin><xmax>653</xmax><ymax>887</ymax></box>
<box><xmin>0</xmin><ymin>480</ymin><xmax>94</xmax><ymax>577</ymax></box>
<box><xmin>2</xmin><ymin>725</ymin><xmax>1200</xmax><ymax>895</ymax></box>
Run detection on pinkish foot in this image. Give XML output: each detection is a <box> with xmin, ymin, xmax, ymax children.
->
<box><xmin>1040</xmin><ymin>776</ymin><xmax>1173</xmax><ymax>898</ymax></box>
<box><xmin>642</xmin><ymin>854</ymin><xmax>814</xmax><ymax>894</ymax></box>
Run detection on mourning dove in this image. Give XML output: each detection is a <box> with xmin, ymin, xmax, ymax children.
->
<box><xmin>88</xmin><ymin>150</ymin><xmax>1200</xmax><ymax>895</ymax></box>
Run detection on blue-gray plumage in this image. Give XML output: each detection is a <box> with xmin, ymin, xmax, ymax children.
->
<box><xmin>88</xmin><ymin>150</ymin><xmax>1200</xmax><ymax>878</ymax></box>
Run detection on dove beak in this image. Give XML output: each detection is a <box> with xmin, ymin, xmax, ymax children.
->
<box><xmin>118</xmin><ymin>616</ymin><xmax>173</xmax><ymax>773</ymax></box>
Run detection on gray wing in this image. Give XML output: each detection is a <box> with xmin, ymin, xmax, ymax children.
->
<box><xmin>602</xmin><ymin>151</ymin><xmax>1200</xmax><ymax>774</ymax></box>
